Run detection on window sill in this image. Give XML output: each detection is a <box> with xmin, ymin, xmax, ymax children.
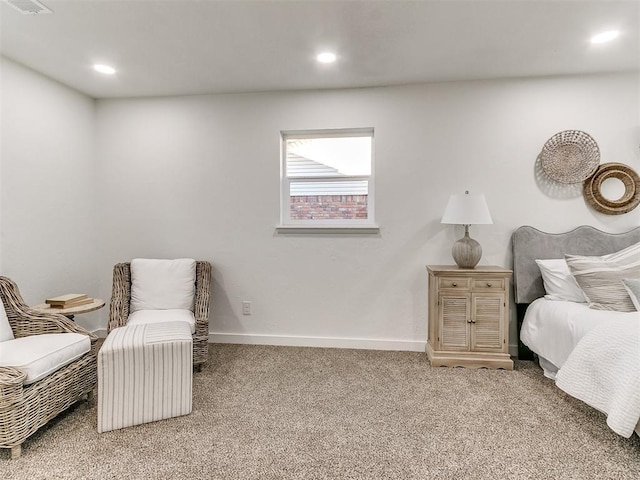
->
<box><xmin>275</xmin><ymin>225</ymin><xmax>380</xmax><ymax>234</ymax></box>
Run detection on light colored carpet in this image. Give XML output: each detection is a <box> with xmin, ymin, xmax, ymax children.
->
<box><xmin>3</xmin><ymin>344</ymin><xmax>639</xmax><ymax>479</ymax></box>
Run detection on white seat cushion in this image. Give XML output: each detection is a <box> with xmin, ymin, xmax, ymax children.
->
<box><xmin>130</xmin><ymin>258</ymin><xmax>196</xmax><ymax>312</ymax></box>
<box><xmin>0</xmin><ymin>301</ymin><xmax>14</xmax><ymax>342</ymax></box>
<box><xmin>127</xmin><ymin>309</ymin><xmax>196</xmax><ymax>334</ymax></box>
<box><xmin>0</xmin><ymin>333</ymin><xmax>90</xmax><ymax>384</ymax></box>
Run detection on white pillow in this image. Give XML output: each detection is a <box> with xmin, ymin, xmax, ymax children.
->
<box><xmin>0</xmin><ymin>300</ymin><xmax>15</xmax><ymax>342</ymax></box>
<box><xmin>622</xmin><ymin>278</ymin><xmax>640</xmax><ymax>312</ymax></box>
<box><xmin>565</xmin><ymin>241</ymin><xmax>640</xmax><ymax>312</ymax></box>
<box><xmin>130</xmin><ymin>258</ymin><xmax>196</xmax><ymax>313</ymax></box>
<box><xmin>535</xmin><ymin>258</ymin><xmax>586</xmax><ymax>303</ymax></box>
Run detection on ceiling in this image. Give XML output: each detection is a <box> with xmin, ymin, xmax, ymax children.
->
<box><xmin>1</xmin><ymin>0</ymin><xmax>638</xmax><ymax>99</ymax></box>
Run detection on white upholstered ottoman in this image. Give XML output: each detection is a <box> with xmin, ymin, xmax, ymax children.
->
<box><xmin>97</xmin><ymin>321</ymin><xmax>193</xmax><ymax>433</ymax></box>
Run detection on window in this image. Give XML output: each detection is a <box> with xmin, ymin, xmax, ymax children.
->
<box><xmin>279</xmin><ymin>128</ymin><xmax>376</xmax><ymax>231</ymax></box>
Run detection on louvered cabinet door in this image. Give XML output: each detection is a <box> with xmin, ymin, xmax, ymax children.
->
<box><xmin>471</xmin><ymin>293</ymin><xmax>505</xmax><ymax>351</ymax></box>
<box><xmin>438</xmin><ymin>295</ymin><xmax>470</xmax><ymax>350</ymax></box>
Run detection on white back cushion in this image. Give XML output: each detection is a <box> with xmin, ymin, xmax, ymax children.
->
<box><xmin>130</xmin><ymin>258</ymin><xmax>196</xmax><ymax>312</ymax></box>
<box><xmin>0</xmin><ymin>300</ymin><xmax>15</xmax><ymax>342</ymax></box>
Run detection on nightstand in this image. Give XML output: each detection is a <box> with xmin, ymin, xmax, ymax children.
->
<box><xmin>426</xmin><ymin>265</ymin><xmax>513</xmax><ymax>370</ymax></box>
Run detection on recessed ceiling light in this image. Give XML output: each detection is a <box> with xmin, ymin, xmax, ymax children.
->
<box><xmin>317</xmin><ymin>52</ymin><xmax>337</xmax><ymax>64</ymax></box>
<box><xmin>591</xmin><ymin>30</ymin><xmax>620</xmax><ymax>44</ymax></box>
<box><xmin>93</xmin><ymin>64</ymin><xmax>116</xmax><ymax>75</ymax></box>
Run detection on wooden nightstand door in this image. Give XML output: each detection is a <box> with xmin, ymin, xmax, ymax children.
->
<box><xmin>471</xmin><ymin>293</ymin><xmax>505</xmax><ymax>351</ymax></box>
<box><xmin>439</xmin><ymin>295</ymin><xmax>470</xmax><ymax>350</ymax></box>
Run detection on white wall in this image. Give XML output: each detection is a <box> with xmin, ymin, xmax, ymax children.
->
<box><xmin>0</xmin><ymin>58</ymin><xmax>99</xmax><ymax>332</ymax></box>
<box><xmin>94</xmin><ymin>72</ymin><xmax>640</xmax><ymax>352</ymax></box>
<box><xmin>1</xmin><ymin>59</ymin><xmax>637</xmax><ymax>351</ymax></box>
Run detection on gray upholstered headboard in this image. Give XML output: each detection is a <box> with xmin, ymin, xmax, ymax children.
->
<box><xmin>511</xmin><ymin>225</ymin><xmax>640</xmax><ymax>359</ymax></box>
<box><xmin>512</xmin><ymin>225</ymin><xmax>640</xmax><ymax>304</ymax></box>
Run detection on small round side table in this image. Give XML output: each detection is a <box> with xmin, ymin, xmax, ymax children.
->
<box><xmin>31</xmin><ymin>298</ymin><xmax>106</xmax><ymax>320</ymax></box>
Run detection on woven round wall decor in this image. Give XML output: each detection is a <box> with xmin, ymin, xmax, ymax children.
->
<box><xmin>583</xmin><ymin>162</ymin><xmax>640</xmax><ymax>215</ymax></box>
<box><xmin>540</xmin><ymin>130</ymin><xmax>600</xmax><ymax>184</ymax></box>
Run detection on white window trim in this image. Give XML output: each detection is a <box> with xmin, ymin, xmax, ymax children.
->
<box><xmin>278</xmin><ymin>128</ymin><xmax>377</xmax><ymax>233</ymax></box>
<box><xmin>275</xmin><ymin>225</ymin><xmax>380</xmax><ymax>234</ymax></box>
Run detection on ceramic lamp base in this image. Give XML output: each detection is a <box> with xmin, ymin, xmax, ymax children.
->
<box><xmin>452</xmin><ymin>227</ymin><xmax>482</xmax><ymax>269</ymax></box>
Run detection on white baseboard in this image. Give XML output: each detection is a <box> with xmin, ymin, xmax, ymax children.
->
<box><xmin>97</xmin><ymin>328</ymin><xmax>520</xmax><ymax>358</ymax></box>
<box><xmin>211</xmin><ymin>334</ymin><xmax>521</xmax><ymax>358</ymax></box>
<box><xmin>209</xmin><ymin>332</ymin><xmax>426</xmax><ymax>352</ymax></box>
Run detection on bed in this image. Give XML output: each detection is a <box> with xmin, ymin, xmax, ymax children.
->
<box><xmin>512</xmin><ymin>225</ymin><xmax>640</xmax><ymax>438</ymax></box>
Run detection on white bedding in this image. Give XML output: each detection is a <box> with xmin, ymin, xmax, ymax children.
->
<box><xmin>556</xmin><ymin>318</ymin><xmax>640</xmax><ymax>438</ymax></box>
<box><xmin>521</xmin><ymin>297</ymin><xmax>640</xmax><ymax>437</ymax></box>
<box><xmin>520</xmin><ymin>298</ymin><xmax>635</xmax><ymax>379</ymax></box>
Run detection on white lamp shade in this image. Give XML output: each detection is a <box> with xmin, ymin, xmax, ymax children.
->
<box><xmin>441</xmin><ymin>193</ymin><xmax>493</xmax><ymax>225</ymax></box>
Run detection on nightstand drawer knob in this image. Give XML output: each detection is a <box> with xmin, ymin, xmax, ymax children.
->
<box><xmin>487</xmin><ymin>283</ymin><xmax>492</xmax><ymax>287</ymax></box>
<box><xmin>452</xmin><ymin>282</ymin><xmax>457</xmax><ymax>287</ymax></box>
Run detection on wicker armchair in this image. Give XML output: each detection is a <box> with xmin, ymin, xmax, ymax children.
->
<box><xmin>0</xmin><ymin>276</ymin><xmax>98</xmax><ymax>459</ymax></box>
<box><xmin>108</xmin><ymin>261</ymin><xmax>212</xmax><ymax>368</ymax></box>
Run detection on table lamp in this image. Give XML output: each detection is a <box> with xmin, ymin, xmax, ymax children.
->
<box><xmin>441</xmin><ymin>190</ymin><xmax>493</xmax><ymax>269</ymax></box>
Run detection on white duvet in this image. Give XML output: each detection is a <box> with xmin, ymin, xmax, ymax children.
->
<box><xmin>521</xmin><ymin>298</ymin><xmax>640</xmax><ymax>437</ymax></box>
<box><xmin>520</xmin><ymin>298</ymin><xmax>635</xmax><ymax>376</ymax></box>
<box><xmin>555</xmin><ymin>318</ymin><xmax>640</xmax><ymax>438</ymax></box>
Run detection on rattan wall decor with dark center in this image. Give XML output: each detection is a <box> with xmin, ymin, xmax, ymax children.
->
<box><xmin>583</xmin><ymin>162</ymin><xmax>640</xmax><ymax>215</ymax></box>
<box><xmin>540</xmin><ymin>130</ymin><xmax>600</xmax><ymax>184</ymax></box>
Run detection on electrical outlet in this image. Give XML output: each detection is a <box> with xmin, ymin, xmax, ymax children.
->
<box><xmin>242</xmin><ymin>301</ymin><xmax>251</xmax><ymax>315</ymax></box>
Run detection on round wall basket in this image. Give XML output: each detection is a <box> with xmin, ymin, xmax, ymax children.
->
<box><xmin>583</xmin><ymin>162</ymin><xmax>640</xmax><ymax>215</ymax></box>
<box><xmin>540</xmin><ymin>130</ymin><xmax>600</xmax><ymax>184</ymax></box>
